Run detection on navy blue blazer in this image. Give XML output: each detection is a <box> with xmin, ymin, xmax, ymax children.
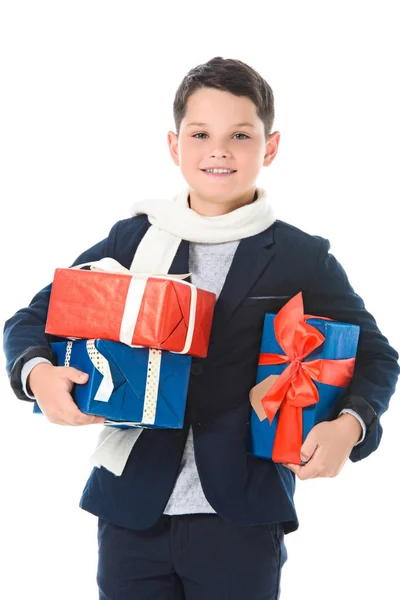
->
<box><xmin>3</xmin><ymin>217</ymin><xmax>399</xmax><ymax>534</ymax></box>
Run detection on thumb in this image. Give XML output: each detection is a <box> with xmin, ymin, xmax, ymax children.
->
<box><xmin>300</xmin><ymin>432</ymin><xmax>318</xmax><ymax>462</ymax></box>
<box><xmin>65</xmin><ymin>367</ymin><xmax>89</xmax><ymax>385</ymax></box>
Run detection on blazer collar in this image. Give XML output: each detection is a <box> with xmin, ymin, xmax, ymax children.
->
<box><xmin>210</xmin><ymin>225</ymin><xmax>276</xmax><ymax>340</ymax></box>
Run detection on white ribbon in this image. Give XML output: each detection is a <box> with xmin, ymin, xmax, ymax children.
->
<box><xmin>73</xmin><ymin>256</ymin><xmax>190</xmax><ymax>280</ymax></box>
<box><xmin>62</xmin><ymin>339</ymin><xmax>114</xmax><ymax>402</ymax></box>
<box><xmin>141</xmin><ymin>348</ymin><xmax>162</xmax><ymax>424</ymax></box>
<box><xmin>86</xmin><ymin>340</ymin><xmax>114</xmax><ymax>402</ymax></box>
<box><xmin>71</xmin><ymin>257</ymin><xmax>196</xmax><ymax>354</ymax></box>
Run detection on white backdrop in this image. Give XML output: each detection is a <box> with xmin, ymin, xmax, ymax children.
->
<box><xmin>1</xmin><ymin>2</ymin><xmax>399</xmax><ymax>599</ymax></box>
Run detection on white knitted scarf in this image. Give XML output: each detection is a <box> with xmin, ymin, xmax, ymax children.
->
<box><xmin>89</xmin><ymin>185</ymin><xmax>276</xmax><ymax>476</ymax></box>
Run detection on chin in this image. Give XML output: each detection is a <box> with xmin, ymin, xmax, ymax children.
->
<box><xmin>192</xmin><ymin>188</ymin><xmax>235</xmax><ymax>202</ymax></box>
<box><xmin>192</xmin><ymin>179</ymin><xmax>242</xmax><ymax>195</ymax></box>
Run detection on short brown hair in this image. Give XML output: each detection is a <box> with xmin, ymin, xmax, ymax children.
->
<box><xmin>173</xmin><ymin>57</ymin><xmax>275</xmax><ymax>139</ymax></box>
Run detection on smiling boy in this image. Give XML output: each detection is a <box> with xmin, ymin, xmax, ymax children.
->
<box><xmin>4</xmin><ymin>57</ymin><xmax>399</xmax><ymax>600</ymax></box>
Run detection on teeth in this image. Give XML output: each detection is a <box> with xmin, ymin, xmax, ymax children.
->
<box><xmin>204</xmin><ymin>168</ymin><xmax>235</xmax><ymax>174</ymax></box>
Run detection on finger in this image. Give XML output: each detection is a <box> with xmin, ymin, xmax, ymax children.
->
<box><xmin>88</xmin><ymin>415</ymin><xmax>106</xmax><ymax>425</ymax></box>
<box><xmin>64</xmin><ymin>367</ymin><xmax>90</xmax><ymax>385</ymax></box>
<box><xmin>55</xmin><ymin>391</ymin><xmax>105</xmax><ymax>425</ymax></box>
<box><xmin>64</xmin><ymin>410</ymin><xmax>105</xmax><ymax>426</ymax></box>
<box><xmin>283</xmin><ymin>466</ymin><xmax>295</xmax><ymax>474</ymax></box>
<box><xmin>71</xmin><ymin>412</ymin><xmax>100</xmax><ymax>426</ymax></box>
<box><xmin>300</xmin><ymin>436</ymin><xmax>319</xmax><ymax>463</ymax></box>
<box><xmin>287</xmin><ymin>467</ymin><xmax>298</xmax><ymax>475</ymax></box>
<box><xmin>55</xmin><ymin>401</ymin><xmax>94</xmax><ymax>426</ymax></box>
<box><xmin>47</xmin><ymin>415</ymin><xmax>72</xmax><ymax>426</ymax></box>
<box><xmin>296</xmin><ymin>460</ymin><xmax>321</xmax><ymax>480</ymax></box>
<box><xmin>282</xmin><ymin>463</ymin><xmax>300</xmax><ymax>475</ymax></box>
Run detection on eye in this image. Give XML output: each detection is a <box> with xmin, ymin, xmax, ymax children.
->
<box><xmin>192</xmin><ymin>132</ymin><xmax>250</xmax><ymax>140</ymax></box>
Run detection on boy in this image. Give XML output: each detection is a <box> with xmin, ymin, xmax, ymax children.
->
<box><xmin>3</xmin><ymin>57</ymin><xmax>399</xmax><ymax>599</ymax></box>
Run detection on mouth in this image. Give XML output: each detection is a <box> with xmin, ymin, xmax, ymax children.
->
<box><xmin>200</xmin><ymin>169</ymin><xmax>237</xmax><ymax>178</ymax></box>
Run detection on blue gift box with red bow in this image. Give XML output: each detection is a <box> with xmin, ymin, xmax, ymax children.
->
<box><xmin>248</xmin><ymin>293</ymin><xmax>360</xmax><ymax>464</ymax></box>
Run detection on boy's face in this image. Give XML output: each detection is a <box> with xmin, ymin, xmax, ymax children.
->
<box><xmin>168</xmin><ymin>87</ymin><xmax>280</xmax><ymax>214</ymax></box>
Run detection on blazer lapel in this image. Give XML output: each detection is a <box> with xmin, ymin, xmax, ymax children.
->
<box><xmin>210</xmin><ymin>226</ymin><xmax>276</xmax><ymax>341</ymax></box>
<box><xmin>168</xmin><ymin>239</ymin><xmax>190</xmax><ymax>277</ymax></box>
<box><xmin>166</xmin><ymin>228</ymin><xmax>276</xmax><ymax>345</ymax></box>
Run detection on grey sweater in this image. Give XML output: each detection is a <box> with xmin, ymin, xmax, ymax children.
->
<box><xmin>163</xmin><ymin>240</ymin><xmax>240</xmax><ymax>515</ymax></box>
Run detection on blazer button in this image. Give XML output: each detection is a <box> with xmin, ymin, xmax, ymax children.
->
<box><xmin>190</xmin><ymin>363</ymin><xmax>203</xmax><ymax>376</ymax></box>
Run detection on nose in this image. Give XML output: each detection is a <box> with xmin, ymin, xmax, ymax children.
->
<box><xmin>210</xmin><ymin>150</ymin><xmax>230</xmax><ymax>158</ymax></box>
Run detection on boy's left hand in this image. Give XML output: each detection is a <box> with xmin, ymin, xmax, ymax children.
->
<box><xmin>282</xmin><ymin>413</ymin><xmax>362</xmax><ymax>479</ymax></box>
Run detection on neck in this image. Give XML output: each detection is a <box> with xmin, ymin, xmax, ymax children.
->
<box><xmin>188</xmin><ymin>187</ymin><xmax>258</xmax><ymax>216</ymax></box>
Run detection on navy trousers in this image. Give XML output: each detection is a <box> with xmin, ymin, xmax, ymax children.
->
<box><xmin>97</xmin><ymin>513</ymin><xmax>288</xmax><ymax>599</ymax></box>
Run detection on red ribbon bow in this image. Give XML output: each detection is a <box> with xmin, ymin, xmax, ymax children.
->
<box><xmin>258</xmin><ymin>292</ymin><xmax>355</xmax><ymax>463</ymax></box>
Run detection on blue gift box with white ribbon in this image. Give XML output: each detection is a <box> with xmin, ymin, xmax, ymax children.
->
<box><xmin>33</xmin><ymin>339</ymin><xmax>192</xmax><ymax>428</ymax></box>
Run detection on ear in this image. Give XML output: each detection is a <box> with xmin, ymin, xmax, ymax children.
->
<box><xmin>263</xmin><ymin>131</ymin><xmax>281</xmax><ymax>167</ymax></box>
<box><xmin>167</xmin><ymin>131</ymin><xmax>180</xmax><ymax>166</ymax></box>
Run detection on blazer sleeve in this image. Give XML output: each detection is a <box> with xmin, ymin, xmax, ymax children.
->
<box><xmin>3</xmin><ymin>220</ymin><xmax>122</xmax><ymax>401</ymax></box>
<box><xmin>304</xmin><ymin>237</ymin><xmax>400</xmax><ymax>463</ymax></box>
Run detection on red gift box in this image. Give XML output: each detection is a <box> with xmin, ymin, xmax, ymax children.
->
<box><xmin>45</xmin><ymin>258</ymin><xmax>216</xmax><ymax>358</ymax></box>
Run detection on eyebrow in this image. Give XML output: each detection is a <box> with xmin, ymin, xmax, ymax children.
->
<box><xmin>185</xmin><ymin>121</ymin><xmax>255</xmax><ymax>128</ymax></box>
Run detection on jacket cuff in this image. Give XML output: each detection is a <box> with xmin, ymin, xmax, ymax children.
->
<box><xmin>10</xmin><ymin>346</ymin><xmax>56</xmax><ymax>401</ymax></box>
<box><xmin>335</xmin><ymin>394</ymin><xmax>377</xmax><ymax>428</ymax></box>
<box><xmin>338</xmin><ymin>409</ymin><xmax>366</xmax><ymax>444</ymax></box>
<box><xmin>335</xmin><ymin>394</ymin><xmax>379</xmax><ymax>461</ymax></box>
<box><xmin>21</xmin><ymin>357</ymin><xmax>53</xmax><ymax>399</ymax></box>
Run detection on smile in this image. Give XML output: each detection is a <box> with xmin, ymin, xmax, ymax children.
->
<box><xmin>201</xmin><ymin>169</ymin><xmax>237</xmax><ymax>177</ymax></box>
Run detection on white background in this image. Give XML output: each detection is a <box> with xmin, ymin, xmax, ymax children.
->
<box><xmin>1</xmin><ymin>2</ymin><xmax>399</xmax><ymax>599</ymax></box>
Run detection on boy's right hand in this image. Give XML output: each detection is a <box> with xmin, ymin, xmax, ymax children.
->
<box><xmin>29</xmin><ymin>363</ymin><xmax>105</xmax><ymax>426</ymax></box>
